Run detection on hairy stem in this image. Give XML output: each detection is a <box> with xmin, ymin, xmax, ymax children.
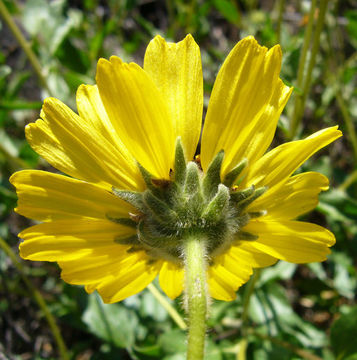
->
<box><xmin>184</xmin><ymin>235</ymin><xmax>208</xmax><ymax>360</ymax></box>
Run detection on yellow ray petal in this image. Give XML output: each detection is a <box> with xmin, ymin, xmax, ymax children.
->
<box><xmin>208</xmin><ymin>260</ymin><xmax>250</xmax><ymax>301</ymax></box>
<box><xmin>228</xmin><ymin>244</ymin><xmax>277</xmax><ymax>268</ymax></box>
<box><xmin>96</xmin><ymin>57</ymin><xmax>175</xmax><ymax>179</ymax></box>
<box><xmin>159</xmin><ymin>261</ymin><xmax>184</xmax><ymax>299</ymax></box>
<box><xmin>144</xmin><ymin>34</ymin><xmax>203</xmax><ymax>161</ymax></box>
<box><xmin>85</xmin><ymin>284</ymin><xmax>97</xmax><ymax>294</ymax></box>
<box><xmin>242</xmin><ymin>126</ymin><xmax>342</xmax><ymax>189</ymax></box>
<box><xmin>76</xmin><ymin>84</ymin><xmax>144</xmax><ymax>190</ymax></box>
<box><xmin>230</xmin><ymin>80</ymin><xmax>292</xmax><ymax>170</ymax></box>
<box><xmin>248</xmin><ymin>172</ymin><xmax>329</xmax><ymax>220</ymax></box>
<box><xmin>208</xmin><ymin>243</ymin><xmax>277</xmax><ymax>301</ymax></box>
<box><xmin>18</xmin><ymin>218</ymin><xmax>135</xmax><ymax>261</ymax></box>
<box><xmin>26</xmin><ymin>97</ymin><xmax>141</xmax><ymax>190</ymax></box>
<box><xmin>201</xmin><ymin>36</ymin><xmax>292</xmax><ymax>176</ymax></box>
<box><xmin>60</xmin><ymin>249</ymin><xmax>145</xmax><ymax>285</ymax></box>
<box><xmin>97</xmin><ymin>258</ymin><xmax>162</xmax><ymax>303</ymax></box>
<box><xmin>10</xmin><ymin>170</ymin><xmax>133</xmax><ymax>221</ymax></box>
<box><xmin>244</xmin><ymin>220</ymin><xmax>335</xmax><ymax>263</ymax></box>
<box><xmin>76</xmin><ymin>84</ymin><xmax>119</xmax><ymax>141</ymax></box>
<box><xmin>207</xmin><ymin>268</ymin><xmax>237</xmax><ymax>301</ymax></box>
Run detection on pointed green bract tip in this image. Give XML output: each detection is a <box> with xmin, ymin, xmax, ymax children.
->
<box><xmin>108</xmin><ymin>138</ymin><xmax>266</xmax><ymax>263</ymax></box>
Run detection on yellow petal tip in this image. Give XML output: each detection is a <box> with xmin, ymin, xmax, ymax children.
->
<box><xmin>242</xmin><ymin>35</ymin><xmax>256</xmax><ymax>42</ymax></box>
<box><xmin>109</xmin><ymin>55</ymin><xmax>123</xmax><ymax>65</ymax></box>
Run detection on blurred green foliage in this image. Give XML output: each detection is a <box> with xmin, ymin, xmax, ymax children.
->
<box><xmin>0</xmin><ymin>0</ymin><xmax>356</xmax><ymax>359</ymax></box>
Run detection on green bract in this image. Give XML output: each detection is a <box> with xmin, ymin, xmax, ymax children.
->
<box><xmin>109</xmin><ymin>138</ymin><xmax>266</xmax><ymax>263</ymax></box>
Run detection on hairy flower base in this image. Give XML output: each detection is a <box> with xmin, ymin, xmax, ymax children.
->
<box><xmin>109</xmin><ymin>139</ymin><xmax>266</xmax><ymax>264</ymax></box>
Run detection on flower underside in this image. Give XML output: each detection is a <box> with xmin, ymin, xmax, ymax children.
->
<box><xmin>109</xmin><ymin>138</ymin><xmax>266</xmax><ymax>264</ymax></box>
<box><xmin>10</xmin><ymin>35</ymin><xmax>342</xmax><ymax>305</ymax></box>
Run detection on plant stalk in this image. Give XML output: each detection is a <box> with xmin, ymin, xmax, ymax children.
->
<box><xmin>339</xmin><ymin>170</ymin><xmax>357</xmax><ymax>192</ymax></box>
<box><xmin>299</xmin><ymin>0</ymin><xmax>328</xmax><ymax>118</ymax></box>
<box><xmin>147</xmin><ymin>283</ymin><xmax>187</xmax><ymax>330</ymax></box>
<box><xmin>289</xmin><ymin>0</ymin><xmax>317</xmax><ymax>138</ymax></box>
<box><xmin>336</xmin><ymin>91</ymin><xmax>357</xmax><ymax>163</ymax></box>
<box><xmin>184</xmin><ymin>235</ymin><xmax>208</xmax><ymax>360</ymax></box>
<box><xmin>0</xmin><ymin>237</ymin><xmax>69</xmax><ymax>360</ymax></box>
<box><xmin>241</xmin><ymin>269</ymin><xmax>261</xmax><ymax>333</ymax></box>
<box><xmin>238</xmin><ymin>269</ymin><xmax>261</xmax><ymax>359</ymax></box>
<box><xmin>276</xmin><ymin>0</ymin><xmax>286</xmax><ymax>44</ymax></box>
<box><xmin>0</xmin><ymin>0</ymin><xmax>53</xmax><ymax>96</ymax></box>
<box><xmin>251</xmin><ymin>331</ymin><xmax>323</xmax><ymax>360</ymax></box>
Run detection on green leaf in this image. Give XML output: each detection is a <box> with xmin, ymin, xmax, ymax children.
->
<box><xmin>330</xmin><ymin>306</ymin><xmax>357</xmax><ymax>359</ymax></box>
<box><xmin>159</xmin><ymin>329</ymin><xmax>222</xmax><ymax>359</ymax></box>
<box><xmin>259</xmin><ymin>261</ymin><xmax>297</xmax><ymax>284</ymax></box>
<box><xmin>345</xmin><ymin>10</ymin><xmax>357</xmax><ymax>48</ymax></box>
<box><xmin>250</xmin><ymin>282</ymin><xmax>327</xmax><ymax>347</ymax></box>
<box><xmin>212</xmin><ymin>0</ymin><xmax>240</xmax><ymax>24</ymax></box>
<box><xmin>55</xmin><ymin>39</ymin><xmax>90</xmax><ymax>73</ymax></box>
<box><xmin>0</xmin><ymin>100</ymin><xmax>42</xmax><ymax>110</ymax></box>
<box><xmin>82</xmin><ymin>293</ymin><xmax>139</xmax><ymax>348</ymax></box>
<box><xmin>22</xmin><ymin>0</ymin><xmax>82</xmax><ymax>54</ymax></box>
<box><xmin>317</xmin><ymin>202</ymin><xmax>352</xmax><ymax>224</ymax></box>
<box><xmin>159</xmin><ymin>329</ymin><xmax>186</xmax><ymax>355</ymax></box>
<box><xmin>0</xmin><ymin>65</ymin><xmax>11</xmax><ymax>79</ymax></box>
<box><xmin>330</xmin><ymin>252</ymin><xmax>357</xmax><ymax>299</ymax></box>
<box><xmin>320</xmin><ymin>189</ymin><xmax>357</xmax><ymax>220</ymax></box>
<box><xmin>140</xmin><ymin>291</ymin><xmax>169</xmax><ymax>322</ymax></box>
<box><xmin>205</xmin><ymin>341</ymin><xmax>223</xmax><ymax>360</ymax></box>
<box><xmin>163</xmin><ymin>355</ymin><xmax>185</xmax><ymax>360</ymax></box>
<box><xmin>307</xmin><ymin>262</ymin><xmax>327</xmax><ymax>282</ymax></box>
<box><xmin>47</xmin><ymin>71</ymin><xmax>70</xmax><ymax>100</ymax></box>
<box><xmin>133</xmin><ymin>344</ymin><xmax>161</xmax><ymax>357</ymax></box>
<box><xmin>0</xmin><ymin>128</ymin><xmax>19</xmax><ymax>157</ymax></box>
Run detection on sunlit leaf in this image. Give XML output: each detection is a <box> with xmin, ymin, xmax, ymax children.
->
<box><xmin>82</xmin><ymin>293</ymin><xmax>139</xmax><ymax>348</ymax></box>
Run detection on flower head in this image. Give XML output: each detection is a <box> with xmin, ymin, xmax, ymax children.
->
<box><xmin>10</xmin><ymin>35</ymin><xmax>341</xmax><ymax>302</ymax></box>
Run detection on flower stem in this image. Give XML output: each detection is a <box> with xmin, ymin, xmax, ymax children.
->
<box><xmin>0</xmin><ymin>237</ymin><xmax>69</xmax><ymax>360</ymax></box>
<box><xmin>339</xmin><ymin>169</ymin><xmax>357</xmax><ymax>191</ymax></box>
<box><xmin>183</xmin><ymin>235</ymin><xmax>208</xmax><ymax>360</ymax></box>
<box><xmin>237</xmin><ymin>269</ymin><xmax>261</xmax><ymax>359</ymax></box>
<box><xmin>298</xmin><ymin>0</ymin><xmax>328</xmax><ymax>117</ymax></box>
<box><xmin>147</xmin><ymin>283</ymin><xmax>187</xmax><ymax>330</ymax></box>
<box><xmin>276</xmin><ymin>0</ymin><xmax>286</xmax><ymax>44</ymax></box>
<box><xmin>241</xmin><ymin>268</ymin><xmax>261</xmax><ymax>334</ymax></box>
<box><xmin>336</xmin><ymin>91</ymin><xmax>357</xmax><ymax>163</ymax></box>
<box><xmin>0</xmin><ymin>0</ymin><xmax>53</xmax><ymax>96</ymax></box>
<box><xmin>289</xmin><ymin>0</ymin><xmax>317</xmax><ymax>138</ymax></box>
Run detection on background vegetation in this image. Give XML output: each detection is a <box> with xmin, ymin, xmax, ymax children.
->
<box><xmin>0</xmin><ymin>0</ymin><xmax>356</xmax><ymax>359</ymax></box>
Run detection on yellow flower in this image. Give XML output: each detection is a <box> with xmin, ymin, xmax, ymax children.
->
<box><xmin>10</xmin><ymin>35</ymin><xmax>341</xmax><ymax>303</ymax></box>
